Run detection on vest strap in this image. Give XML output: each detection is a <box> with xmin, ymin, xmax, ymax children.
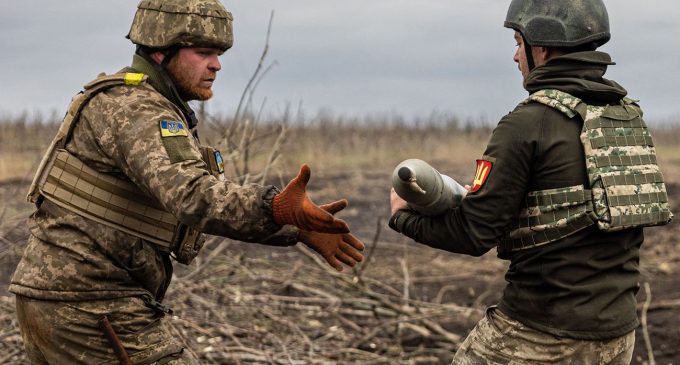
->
<box><xmin>500</xmin><ymin>211</ymin><xmax>595</xmax><ymax>253</ymax></box>
<box><xmin>500</xmin><ymin>185</ymin><xmax>595</xmax><ymax>253</ymax></box>
<box><xmin>27</xmin><ymin>72</ymin><xmax>149</xmax><ymax>204</ymax></box>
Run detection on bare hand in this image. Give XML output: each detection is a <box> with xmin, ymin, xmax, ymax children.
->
<box><xmin>390</xmin><ymin>187</ymin><xmax>409</xmax><ymax>216</ymax></box>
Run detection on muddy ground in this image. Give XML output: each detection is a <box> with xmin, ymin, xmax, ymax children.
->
<box><xmin>0</xmin><ymin>169</ymin><xmax>678</xmax><ymax>364</ymax></box>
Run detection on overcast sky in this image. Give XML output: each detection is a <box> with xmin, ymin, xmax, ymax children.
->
<box><xmin>1</xmin><ymin>0</ymin><xmax>678</xmax><ymax>123</ymax></box>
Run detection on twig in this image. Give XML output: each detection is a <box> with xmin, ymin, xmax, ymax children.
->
<box><xmin>400</xmin><ymin>258</ymin><xmax>410</xmax><ymax>304</ymax></box>
<box><xmin>0</xmin><ymin>235</ymin><xmax>14</xmax><ymax>246</ymax></box>
<box><xmin>177</xmin><ymin>237</ymin><xmax>230</xmax><ymax>281</ymax></box>
<box><xmin>258</xmin><ymin>119</ymin><xmax>288</xmax><ymax>185</ymax></box>
<box><xmin>0</xmin><ymin>349</ymin><xmax>21</xmax><ymax>365</ymax></box>
<box><xmin>295</xmin><ymin>244</ymin><xmax>342</xmax><ymax>276</ymax></box>
<box><xmin>233</xmin><ymin>10</ymin><xmax>275</xmax><ymax>124</ymax></box>
<box><xmin>636</xmin><ymin>298</ymin><xmax>680</xmax><ymax>311</ymax></box>
<box><xmin>434</xmin><ymin>284</ymin><xmax>458</xmax><ymax>304</ymax></box>
<box><xmin>353</xmin><ymin>217</ymin><xmax>382</xmax><ymax>283</ymax></box>
<box><xmin>641</xmin><ymin>282</ymin><xmax>656</xmax><ymax>365</ymax></box>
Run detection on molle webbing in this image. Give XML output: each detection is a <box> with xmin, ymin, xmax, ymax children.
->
<box><xmin>500</xmin><ymin>186</ymin><xmax>595</xmax><ymax>252</ymax></box>
<box><xmin>39</xmin><ymin>149</ymin><xmax>176</xmax><ymax>248</ymax></box>
<box><xmin>499</xmin><ymin>89</ymin><xmax>672</xmax><ymax>254</ymax></box>
<box><xmin>574</xmin><ymin>91</ymin><xmax>672</xmax><ymax>231</ymax></box>
<box><xmin>27</xmin><ymin>72</ymin><xmax>177</xmax><ymax>249</ymax></box>
<box><xmin>26</xmin><ymin>71</ymin><xmax>210</xmax><ymax>264</ymax></box>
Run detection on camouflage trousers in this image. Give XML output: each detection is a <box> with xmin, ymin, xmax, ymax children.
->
<box><xmin>452</xmin><ymin>307</ymin><xmax>635</xmax><ymax>365</ymax></box>
<box><xmin>16</xmin><ymin>295</ymin><xmax>199</xmax><ymax>365</ymax></box>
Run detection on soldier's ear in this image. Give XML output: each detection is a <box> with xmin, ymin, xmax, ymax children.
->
<box><xmin>533</xmin><ymin>46</ymin><xmax>553</xmax><ymax>66</ymax></box>
<box><xmin>149</xmin><ymin>51</ymin><xmax>165</xmax><ymax>65</ymax></box>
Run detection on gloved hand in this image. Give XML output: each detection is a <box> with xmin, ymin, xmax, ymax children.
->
<box><xmin>299</xmin><ymin>230</ymin><xmax>365</xmax><ymax>271</ymax></box>
<box><xmin>298</xmin><ymin>197</ymin><xmax>365</xmax><ymax>271</ymax></box>
<box><xmin>273</xmin><ymin>164</ymin><xmax>350</xmax><ymax>233</ymax></box>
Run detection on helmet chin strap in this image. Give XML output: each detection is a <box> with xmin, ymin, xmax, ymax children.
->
<box><xmin>522</xmin><ymin>34</ymin><xmax>535</xmax><ymax>72</ymax></box>
<box><xmin>160</xmin><ymin>47</ymin><xmax>180</xmax><ymax>68</ymax></box>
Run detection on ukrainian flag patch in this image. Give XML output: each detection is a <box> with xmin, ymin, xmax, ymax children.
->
<box><xmin>215</xmin><ymin>150</ymin><xmax>225</xmax><ymax>174</ymax></box>
<box><xmin>159</xmin><ymin>120</ymin><xmax>188</xmax><ymax>137</ymax></box>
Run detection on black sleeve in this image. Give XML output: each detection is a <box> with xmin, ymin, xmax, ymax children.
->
<box><xmin>391</xmin><ymin>106</ymin><xmax>540</xmax><ymax>256</ymax></box>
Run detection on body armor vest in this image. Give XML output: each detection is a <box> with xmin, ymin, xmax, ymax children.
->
<box><xmin>27</xmin><ymin>72</ymin><xmax>221</xmax><ymax>264</ymax></box>
<box><xmin>499</xmin><ymin>89</ymin><xmax>673</xmax><ymax>254</ymax></box>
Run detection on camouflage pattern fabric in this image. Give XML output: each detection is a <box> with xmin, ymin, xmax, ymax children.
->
<box><xmin>500</xmin><ymin>185</ymin><xmax>595</xmax><ymax>251</ymax></box>
<box><xmin>500</xmin><ymin>89</ymin><xmax>672</xmax><ymax>252</ymax></box>
<box><xmin>527</xmin><ymin>89</ymin><xmax>582</xmax><ymax>118</ymax></box>
<box><xmin>127</xmin><ymin>0</ymin><xmax>233</xmax><ymax>51</ymax></box>
<box><xmin>15</xmin><ymin>295</ymin><xmax>198</xmax><ymax>365</ymax></box>
<box><xmin>10</xmin><ymin>67</ymin><xmax>298</xmax><ymax>302</ymax></box>
<box><xmin>451</xmin><ymin>307</ymin><xmax>635</xmax><ymax>365</ymax></box>
<box><xmin>529</xmin><ymin>89</ymin><xmax>672</xmax><ymax>231</ymax></box>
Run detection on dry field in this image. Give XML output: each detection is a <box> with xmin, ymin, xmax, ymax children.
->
<box><xmin>1</xmin><ymin>115</ymin><xmax>679</xmax><ymax>364</ymax></box>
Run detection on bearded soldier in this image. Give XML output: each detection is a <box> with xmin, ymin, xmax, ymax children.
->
<box><xmin>10</xmin><ymin>1</ymin><xmax>365</xmax><ymax>363</ymax></box>
<box><xmin>389</xmin><ymin>1</ymin><xmax>672</xmax><ymax>364</ymax></box>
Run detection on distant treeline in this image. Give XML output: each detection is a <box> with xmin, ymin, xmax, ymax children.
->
<box><xmin>1</xmin><ymin>112</ymin><xmax>677</xmax><ymax>181</ymax></box>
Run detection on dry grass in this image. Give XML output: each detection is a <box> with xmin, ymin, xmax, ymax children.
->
<box><xmin>0</xmin><ymin>114</ymin><xmax>493</xmax><ymax>184</ymax></box>
<box><xmin>2</xmin><ymin>114</ymin><xmax>676</xmax><ymax>183</ymax></box>
<box><xmin>1</xmin><ymin>115</ymin><xmax>679</xmax><ymax>364</ymax></box>
<box><xmin>651</xmin><ymin>125</ymin><xmax>680</xmax><ymax>182</ymax></box>
<box><xmin>0</xmin><ymin>118</ymin><xmax>57</xmax><ymax>181</ymax></box>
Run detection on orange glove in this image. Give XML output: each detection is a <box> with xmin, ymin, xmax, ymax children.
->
<box><xmin>297</xmin><ymin>197</ymin><xmax>365</xmax><ymax>271</ymax></box>
<box><xmin>299</xmin><ymin>230</ymin><xmax>365</xmax><ymax>271</ymax></box>
<box><xmin>273</xmin><ymin>164</ymin><xmax>350</xmax><ymax>233</ymax></box>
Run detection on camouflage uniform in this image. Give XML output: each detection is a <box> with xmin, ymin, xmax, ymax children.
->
<box><xmin>390</xmin><ymin>51</ymin><xmax>647</xmax><ymax>364</ymax></box>
<box><xmin>10</xmin><ymin>2</ymin><xmax>299</xmax><ymax>362</ymax></box>
<box><xmin>451</xmin><ymin>307</ymin><xmax>635</xmax><ymax>365</ymax></box>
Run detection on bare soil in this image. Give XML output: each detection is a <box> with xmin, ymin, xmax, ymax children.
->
<box><xmin>0</xmin><ymin>169</ymin><xmax>679</xmax><ymax>364</ymax></box>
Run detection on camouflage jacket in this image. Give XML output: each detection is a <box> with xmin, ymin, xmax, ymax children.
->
<box><xmin>390</xmin><ymin>52</ymin><xmax>645</xmax><ymax>340</ymax></box>
<box><xmin>10</xmin><ymin>55</ymin><xmax>298</xmax><ymax>302</ymax></box>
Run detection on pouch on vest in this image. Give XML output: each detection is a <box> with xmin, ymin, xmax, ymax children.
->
<box><xmin>200</xmin><ymin>146</ymin><xmax>226</xmax><ymax>181</ymax></box>
<box><xmin>171</xmin><ymin>223</ymin><xmax>205</xmax><ymax>265</ymax></box>
<box><xmin>582</xmin><ymin>101</ymin><xmax>672</xmax><ymax>231</ymax></box>
<box><xmin>499</xmin><ymin>89</ymin><xmax>672</xmax><ymax>254</ymax></box>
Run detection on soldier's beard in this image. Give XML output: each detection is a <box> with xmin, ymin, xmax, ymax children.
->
<box><xmin>166</xmin><ymin>59</ymin><xmax>215</xmax><ymax>101</ymax></box>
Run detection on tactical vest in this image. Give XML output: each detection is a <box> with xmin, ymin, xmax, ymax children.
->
<box><xmin>499</xmin><ymin>89</ymin><xmax>673</xmax><ymax>254</ymax></box>
<box><xmin>27</xmin><ymin>72</ymin><xmax>224</xmax><ymax>264</ymax></box>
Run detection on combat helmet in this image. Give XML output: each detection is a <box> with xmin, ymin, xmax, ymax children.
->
<box><xmin>504</xmin><ymin>0</ymin><xmax>610</xmax><ymax>48</ymax></box>
<box><xmin>127</xmin><ymin>0</ymin><xmax>234</xmax><ymax>51</ymax></box>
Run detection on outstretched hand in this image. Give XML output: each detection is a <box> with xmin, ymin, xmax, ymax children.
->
<box><xmin>273</xmin><ymin>164</ymin><xmax>350</xmax><ymax>233</ymax></box>
<box><xmin>297</xmin><ymin>193</ymin><xmax>365</xmax><ymax>271</ymax></box>
<box><xmin>299</xmin><ymin>230</ymin><xmax>365</xmax><ymax>272</ymax></box>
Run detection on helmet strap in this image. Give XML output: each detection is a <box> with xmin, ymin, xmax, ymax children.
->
<box><xmin>160</xmin><ymin>47</ymin><xmax>180</xmax><ymax>68</ymax></box>
<box><xmin>522</xmin><ymin>34</ymin><xmax>535</xmax><ymax>72</ymax></box>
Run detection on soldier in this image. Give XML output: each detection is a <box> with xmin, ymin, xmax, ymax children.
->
<box><xmin>10</xmin><ymin>0</ymin><xmax>365</xmax><ymax>364</ymax></box>
<box><xmin>389</xmin><ymin>1</ymin><xmax>672</xmax><ymax>364</ymax></box>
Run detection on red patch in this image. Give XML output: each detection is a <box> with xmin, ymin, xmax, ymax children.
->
<box><xmin>470</xmin><ymin>160</ymin><xmax>493</xmax><ymax>193</ymax></box>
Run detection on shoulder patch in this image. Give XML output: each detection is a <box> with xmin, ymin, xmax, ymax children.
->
<box><xmin>470</xmin><ymin>159</ymin><xmax>493</xmax><ymax>193</ymax></box>
<box><xmin>124</xmin><ymin>72</ymin><xmax>146</xmax><ymax>86</ymax></box>
<box><xmin>159</xmin><ymin>120</ymin><xmax>189</xmax><ymax>137</ymax></box>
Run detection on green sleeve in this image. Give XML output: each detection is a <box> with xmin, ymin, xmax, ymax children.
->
<box><xmin>392</xmin><ymin>106</ymin><xmax>538</xmax><ymax>256</ymax></box>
